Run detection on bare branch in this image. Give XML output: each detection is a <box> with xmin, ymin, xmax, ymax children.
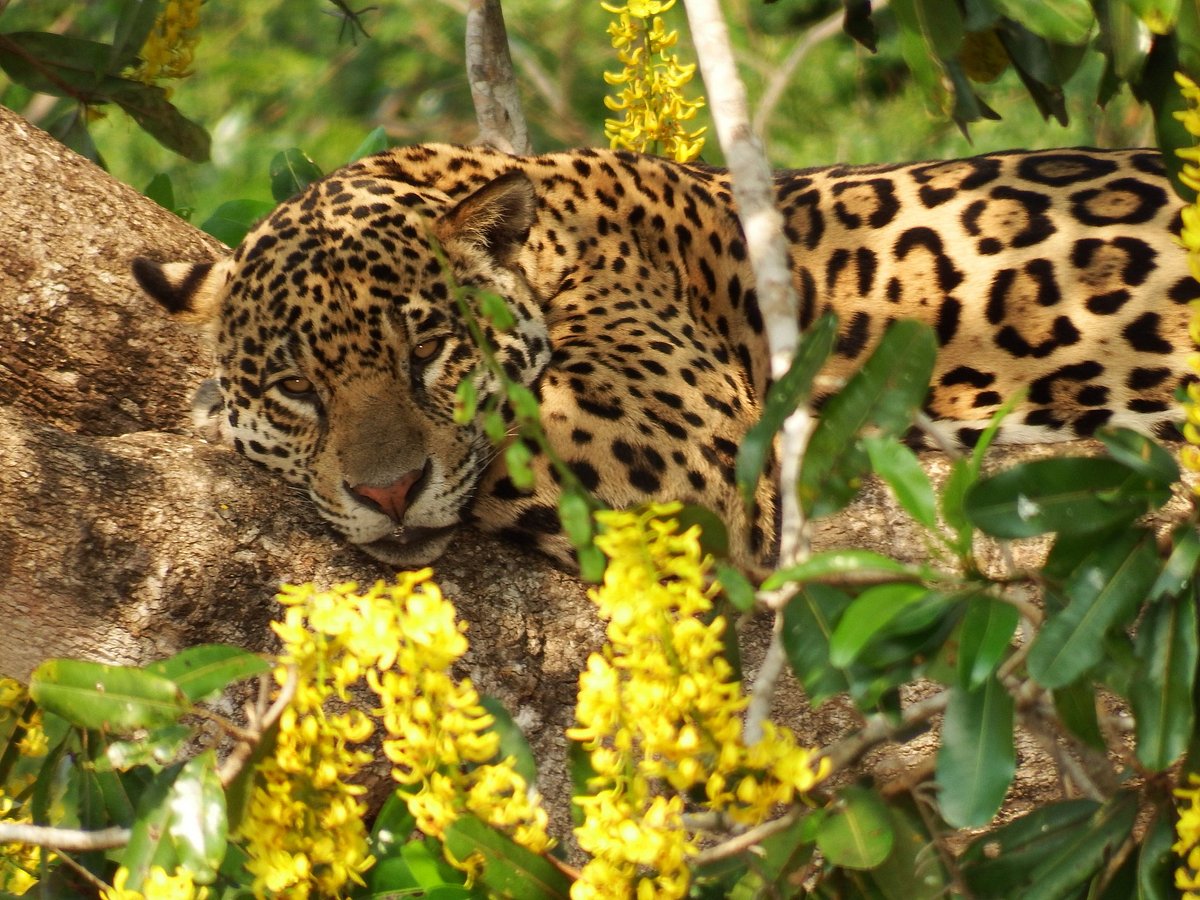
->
<box><xmin>0</xmin><ymin>823</ymin><xmax>130</xmax><ymax>852</ymax></box>
<box><xmin>465</xmin><ymin>0</ymin><xmax>531</xmax><ymax>154</ymax></box>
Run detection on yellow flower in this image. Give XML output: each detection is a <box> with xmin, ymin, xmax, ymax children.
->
<box><xmin>102</xmin><ymin>866</ymin><xmax>208</xmax><ymax>900</ymax></box>
<box><xmin>568</xmin><ymin>504</ymin><xmax>829</xmax><ymax>899</ymax></box>
<box><xmin>601</xmin><ymin>2</ymin><xmax>706</xmax><ymax>162</ymax></box>
<box><xmin>129</xmin><ymin>0</ymin><xmax>202</xmax><ymax>91</ymax></box>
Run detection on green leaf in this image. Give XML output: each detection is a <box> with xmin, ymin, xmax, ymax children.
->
<box><xmin>842</xmin><ymin>0</ymin><xmax>880</xmax><ymax>50</ymax></box>
<box><xmin>480</xmin><ymin>291</ymin><xmax>517</xmax><ymax>331</ymax></box>
<box><xmin>143</xmin><ymin>173</ymin><xmax>176</xmax><ymax>214</ymax></box>
<box><xmin>1149</xmin><ymin>525</ymin><xmax>1200</xmax><ymax>600</ymax></box>
<box><xmin>765</xmin><ymin>549</ymin><xmax>921</xmax><ymax>590</ymax></box>
<box><xmin>1020</xmin><ymin>793</ymin><xmax>1139</xmax><ymax>900</ymax></box>
<box><xmin>715</xmin><ymin>562</ymin><xmax>757</xmax><ymax>612</ymax></box>
<box><xmin>454</xmin><ymin>377</ymin><xmax>478</xmax><ymax>425</ymax></box>
<box><xmin>863</xmin><ymin>436</ymin><xmax>938</xmax><ymax>530</ymax></box>
<box><xmin>1132</xmin><ymin>588</ymin><xmax>1198</xmax><ymax>770</ymax></box>
<box><xmin>1098</xmin><ymin>0</ymin><xmax>1153</xmax><ymax>81</ymax></box>
<box><xmin>111</xmin><ymin>0</ymin><xmax>164</xmax><ymax>69</ymax></box>
<box><xmin>369</xmin><ymin>791</ymin><xmax>417</xmax><ymax>861</ymax></box>
<box><xmin>106</xmin><ymin>723</ymin><xmax>191</xmax><ymax>769</ymax></box>
<box><xmin>782</xmin><ymin>585</ymin><xmax>852</xmax><ymax>705</ymax></box>
<box><xmin>816</xmin><ymin>785</ymin><xmax>894</xmax><ymax>869</ymax></box>
<box><xmin>504</xmin><ymin>441</ymin><xmax>535</xmax><ymax>491</ymax></box>
<box><xmin>1137</xmin><ymin>810</ymin><xmax>1177</xmax><ymax>900</ymax></box>
<box><xmin>956</xmin><ymin>595</ymin><xmax>1018</xmax><ymax>690</ymax></box>
<box><xmin>348</xmin><ymin>125</ymin><xmax>390</xmax><ymax>162</ymax></box>
<box><xmin>0</xmin><ymin>32</ymin><xmax>116</xmax><ymax>97</ymax></box>
<box><xmin>735</xmin><ymin>313</ymin><xmax>837</xmax><ymax>505</ymax></box>
<box><xmin>1097</xmin><ymin>427</ymin><xmax>1179</xmax><ymax>486</ymax></box>
<box><xmin>200</xmin><ymin>199</ymin><xmax>274</xmax><ymax>246</ymax></box>
<box><xmin>443</xmin><ymin>815</ymin><xmax>571</xmax><ymax>898</ymax></box>
<box><xmin>866</xmin><ymin>796</ymin><xmax>949</xmax><ymax>899</ymax></box>
<box><xmin>30</xmin><ymin>660</ymin><xmax>185</xmax><ymax>732</ymax></box>
<box><xmin>557</xmin><ymin>490</ymin><xmax>593</xmax><ymax>548</ymax></box>
<box><xmin>145</xmin><ymin>645</ymin><xmax>268</xmax><ymax>703</ymax></box>
<box><xmin>1027</xmin><ymin>528</ymin><xmax>1159</xmax><ymax>688</ymax></box>
<box><xmin>167</xmin><ymin>752</ymin><xmax>227</xmax><ymax>882</ymax></box>
<box><xmin>1052</xmin><ymin>681</ymin><xmax>1105</xmax><ymax>750</ymax></box>
<box><xmin>936</xmin><ymin>677</ymin><xmax>1015</xmax><ymax>828</ymax></box>
<box><xmin>120</xmin><ymin>764</ymin><xmax>184</xmax><ymax>890</ymax></box>
<box><xmin>1126</xmin><ymin>0</ymin><xmax>1181</xmax><ymax>32</ymax></box>
<box><xmin>960</xmin><ymin>799</ymin><xmax>1100</xmax><ymax>897</ymax></box>
<box><xmin>829</xmin><ymin>583</ymin><xmax>933</xmax><ymax>667</ymax></box>
<box><xmin>675</xmin><ymin>503</ymin><xmax>729</xmax><ymax>558</ymax></box>
<box><xmin>991</xmin><ymin>0</ymin><xmax>1095</xmax><ymax>43</ymax></box>
<box><xmin>269</xmin><ymin>148</ymin><xmax>323</xmax><ymax>203</ymax></box>
<box><xmin>480</xmin><ymin>697</ymin><xmax>538</xmax><ymax>787</ymax></box>
<box><xmin>964</xmin><ymin>457</ymin><xmax>1168</xmax><ymax>538</ymax></box>
<box><xmin>107</xmin><ymin>79</ymin><xmax>211</xmax><ymax>161</ymax></box>
<box><xmin>801</xmin><ymin>320</ymin><xmax>936</xmax><ymax>517</ymax></box>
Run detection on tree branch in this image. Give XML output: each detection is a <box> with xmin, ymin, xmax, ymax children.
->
<box><xmin>465</xmin><ymin>0</ymin><xmax>531</xmax><ymax>154</ymax></box>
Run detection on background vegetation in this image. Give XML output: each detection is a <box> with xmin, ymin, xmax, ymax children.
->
<box><xmin>0</xmin><ymin>0</ymin><xmax>1154</xmax><ymax>221</ymax></box>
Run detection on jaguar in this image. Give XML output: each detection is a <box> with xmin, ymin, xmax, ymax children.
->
<box><xmin>133</xmin><ymin>144</ymin><xmax>1195</xmax><ymax>572</ymax></box>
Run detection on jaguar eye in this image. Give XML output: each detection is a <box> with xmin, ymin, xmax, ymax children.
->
<box><xmin>412</xmin><ymin>338</ymin><xmax>444</xmax><ymax>364</ymax></box>
<box><xmin>275</xmin><ymin>376</ymin><xmax>316</xmax><ymax>398</ymax></box>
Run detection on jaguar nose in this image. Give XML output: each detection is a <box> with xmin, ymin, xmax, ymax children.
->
<box><xmin>349</xmin><ymin>461</ymin><xmax>430</xmax><ymax>522</ymax></box>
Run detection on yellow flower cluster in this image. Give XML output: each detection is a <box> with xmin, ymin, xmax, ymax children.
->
<box><xmin>602</xmin><ymin>0</ymin><xmax>706</xmax><ymax>162</ymax></box>
<box><xmin>367</xmin><ymin>572</ymin><xmax>553</xmax><ymax>867</ymax></box>
<box><xmin>238</xmin><ymin>581</ymin><xmax>383</xmax><ymax>898</ymax></box>
<box><xmin>0</xmin><ymin>678</ymin><xmax>49</xmax><ymax>897</ymax></box>
<box><xmin>103</xmin><ymin>866</ymin><xmax>208</xmax><ymax>900</ymax></box>
<box><xmin>252</xmin><ymin>574</ymin><xmax>551</xmax><ymax>892</ymax></box>
<box><xmin>1173</xmin><ymin>72</ymin><xmax>1200</xmax><ymax>489</ymax></box>
<box><xmin>1176</xmin><ymin>773</ymin><xmax>1200</xmax><ymax>898</ymax></box>
<box><xmin>130</xmin><ymin>0</ymin><xmax>202</xmax><ymax>88</ymax></box>
<box><xmin>568</xmin><ymin>505</ymin><xmax>829</xmax><ymax>900</ymax></box>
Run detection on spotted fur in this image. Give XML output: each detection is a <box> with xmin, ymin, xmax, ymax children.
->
<box><xmin>133</xmin><ymin>144</ymin><xmax>1194</xmax><ymax>570</ymax></box>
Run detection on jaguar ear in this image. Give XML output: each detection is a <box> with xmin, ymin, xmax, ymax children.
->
<box><xmin>131</xmin><ymin>257</ymin><xmax>231</xmax><ymax>326</ymax></box>
<box><xmin>437</xmin><ymin>170</ymin><xmax>536</xmax><ymax>261</ymax></box>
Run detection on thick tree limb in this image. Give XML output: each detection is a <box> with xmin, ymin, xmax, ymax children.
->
<box><xmin>465</xmin><ymin>0</ymin><xmax>531</xmax><ymax>153</ymax></box>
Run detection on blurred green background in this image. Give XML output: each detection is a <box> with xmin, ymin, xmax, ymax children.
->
<box><xmin>0</xmin><ymin>0</ymin><xmax>1154</xmax><ymax>224</ymax></box>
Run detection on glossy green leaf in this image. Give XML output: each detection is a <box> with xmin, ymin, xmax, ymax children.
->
<box><xmin>167</xmin><ymin>752</ymin><xmax>227</xmax><ymax>882</ymax></box>
<box><xmin>782</xmin><ymin>585</ymin><xmax>852</xmax><ymax>705</ymax></box>
<box><xmin>715</xmin><ymin>562</ymin><xmax>757</xmax><ymax>612</ymax></box>
<box><xmin>907</xmin><ymin>0</ymin><xmax>965</xmax><ymax>57</ymax></box>
<box><xmin>454</xmin><ymin>377</ymin><xmax>478</xmax><ymax>425</ymax></box>
<box><xmin>143</xmin><ymin>173</ymin><xmax>176</xmax><ymax>214</ymax></box>
<box><xmin>107</xmin><ymin>79</ymin><xmax>211</xmax><ymax>161</ymax></box>
<box><xmin>965</xmin><ymin>457</ymin><xmax>1167</xmax><ymax>538</ymax></box>
<box><xmin>936</xmin><ymin>677</ymin><xmax>1015</xmax><ymax>828</ymax></box>
<box><xmin>1028</xmin><ymin>528</ymin><xmax>1159</xmax><ymax>688</ymax></box>
<box><xmin>0</xmin><ymin>32</ymin><xmax>115</xmax><ymax>96</ymax></box>
<box><xmin>957</xmin><ymin>595</ymin><xmax>1018</xmax><ymax>689</ymax></box>
<box><xmin>504</xmin><ymin>441</ymin><xmax>535</xmax><ymax>490</ymax></box>
<box><xmin>960</xmin><ymin>799</ymin><xmax>1100</xmax><ymax>896</ymax></box>
<box><xmin>480</xmin><ymin>291</ymin><xmax>517</xmax><ymax>331</ymax></box>
<box><xmin>30</xmin><ymin>660</ymin><xmax>185</xmax><ymax>732</ymax></box>
<box><xmin>120</xmin><ymin>764</ymin><xmax>183</xmax><ymax>890</ymax></box>
<box><xmin>735</xmin><ymin>313</ymin><xmax>836</xmax><ymax>505</ymax></box>
<box><xmin>991</xmin><ymin>0</ymin><xmax>1095</xmax><ymax>43</ymax></box>
<box><xmin>1137</xmin><ymin>810</ymin><xmax>1177</xmax><ymax>900</ymax></box>
<box><xmin>1135</xmin><ymin>36</ymin><xmax>1196</xmax><ymax>199</ymax></box>
<box><xmin>557</xmin><ymin>490</ymin><xmax>593</xmax><ymax>549</ymax></box>
<box><xmin>1020</xmin><ymin>793</ymin><xmax>1139</xmax><ymax>900</ymax></box>
<box><xmin>866</xmin><ymin>796</ymin><xmax>949</xmax><ymax>899</ymax></box>
<box><xmin>829</xmin><ymin>583</ymin><xmax>933</xmax><ymax>667</ymax></box>
<box><xmin>369</xmin><ymin>791</ymin><xmax>417</xmax><ymax>859</ymax></box>
<box><xmin>145</xmin><ymin>645</ymin><xmax>268</xmax><ymax>703</ymax></box>
<box><xmin>106</xmin><ymin>723</ymin><xmax>191</xmax><ymax>769</ymax></box>
<box><xmin>864</xmin><ymin>436</ymin><xmax>938</xmax><ymax>530</ymax></box>
<box><xmin>1098</xmin><ymin>427</ymin><xmax>1179</xmax><ymax>486</ymax></box>
<box><xmin>111</xmin><ymin>1</ymin><xmax>166</xmax><ymax>69</ymax></box>
<box><xmin>200</xmin><ymin>199</ymin><xmax>274</xmax><ymax>246</ymax></box>
<box><xmin>1132</xmin><ymin>589</ymin><xmax>1198</xmax><ymax>770</ymax></box>
<box><xmin>349</xmin><ymin>125</ymin><xmax>389</xmax><ymax>162</ymax></box>
<box><xmin>1098</xmin><ymin>0</ymin><xmax>1152</xmax><ymax>80</ymax></box>
<box><xmin>1149</xmin><ymin>525</ymin><xmax>1200</xmax><ymax>600</ymax></box>
<box><xmin>269</xmin><ymin>148</ymin><xmax>323</xmax><ymax>202</ymax></box>
<box><xmin>443</xmin><ymin>814</ymin><xmax>571</xmax><ymax>898</ymax></box>
<box><xmin>675</xmin><ymin>504</ymin><xmax>729</xmax><ymax>558</ymax></box>
<box><xmin>764</xmin><ymin>549</ymin><xmax>922</xmax><ymax>591</ymax></box>
<box><xmin>800</xmin><ymin>320</ymin><xmax>936</xmax><ymax>518</ymax></box>
<box><xmin>995</xmin><ymin>23</ymin><xmax>1069</xmax><ymax>123</ymax></box>
<box><xmin>816</xmin><ymin>785</ymin><xmax>894</xmax><ymax>869</ymax></box>
<box><xmin>1052</xmin><ymin>681</ymin><xmax>1105</xmax><ymax>750</ymax></box>
<box><xmin>480</xmin><ymin>696</ymin><xmax>538</xmax><ymax>787</ymax></box>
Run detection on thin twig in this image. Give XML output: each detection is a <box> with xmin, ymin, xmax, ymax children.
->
<box><xmin>692</xmin><ymin>806</ymin><xmax>803</xmax><ymax>866</ymax></box>
<box><xmin>465</xmin><ymin>0</ymin><xmax>531</xmax><ymax>153</ymax></box>
<box><xmin>822</xmin><ymin>690</ymin><xmax>951</xmax><ymax>772</ymax></box>
<box><xmin>0</xmin><ymin>823</ymin><xmax>130</xmax><ymax>852</ymax></box>
<box><xmin>53</xmin><ymin>850</ymin><xmax>113</xmax><ymax>893</ymax></box>
<box><xmin>217</xmin><ymin>666</ymin><xmax>298</xmax><ymax>787</ymax></box>
<box><xmin>743</xmin><ymin>609</ymin><xmax>787</xmax><ymax>743</ymax></box>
